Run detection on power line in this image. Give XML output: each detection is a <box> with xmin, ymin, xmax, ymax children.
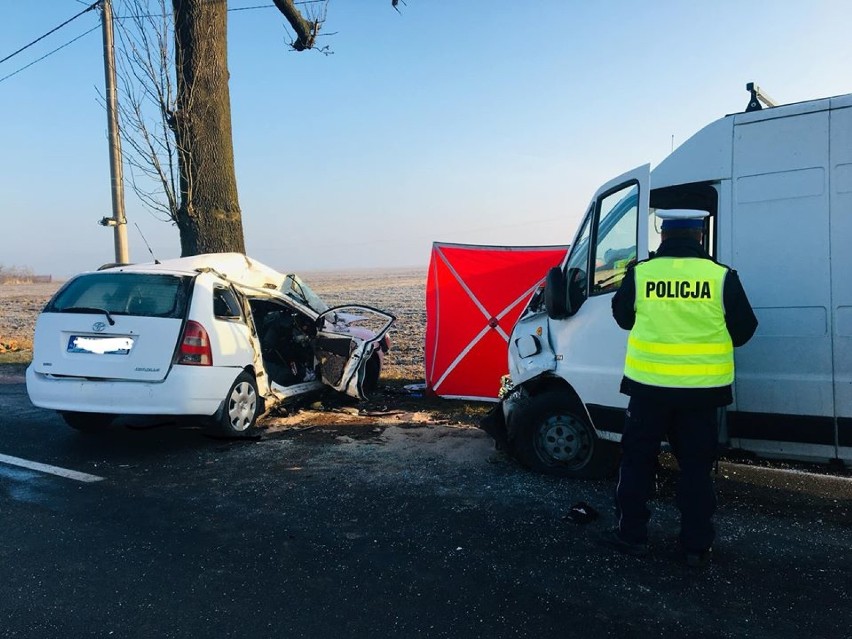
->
<box><xmin>231</xmin><ymin>1</ymin><xmax>328</xmax><ymax>10</ymax></box>
<box><xmin>0</xmin><ymin>1</ymin><xmax>99</xmax><ymax>66</ymax></box>
<box><xmin>113</xmin><ymin>1</ymin><xmax>327</xmax><ymax>20</ymax></box>
<box><xmin>0</xmin><ymin>0</ymin><xmax>324</xmax><ymax>67</ymax></box>
<box><xmin>229</xmin><ymin>4</ymin><xmax>277</xmax><ymax>12</ymax></box>
<box><xmin>0</xmin><ymin>24</ymin><xmax>101</xmax><ymax>85</ymax></box>
<box><xmin>0</xmin><ymin>0</ymin><xmax>328</xmax><ymax>85</ymax></box>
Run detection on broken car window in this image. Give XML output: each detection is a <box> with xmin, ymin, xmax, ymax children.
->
<box><xmin>281</xmin><ymin>274</ymin><xmax>329</xmax><ymax>314</ymax></box>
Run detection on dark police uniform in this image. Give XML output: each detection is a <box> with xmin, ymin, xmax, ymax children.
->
<box><xmin>610</xmin><ymin>232</ymin><xmax>758</xmax><ymax>559</ymax></box>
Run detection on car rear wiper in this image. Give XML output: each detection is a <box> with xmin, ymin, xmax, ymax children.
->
<box><xmin>62</xmin><ymin>306</ymin><xmax>116</xmax><ymax>326</ymax></box>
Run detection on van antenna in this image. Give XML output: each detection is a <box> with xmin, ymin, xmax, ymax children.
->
<box><xmin>745</xmin><ymin>82</ymin><xmax>777</xmax><ymax>112</ymax></box>
<box><xmin>134</xmin><ymin>222</ymin><xmax>161</xmax><ymax>264</ymax></box>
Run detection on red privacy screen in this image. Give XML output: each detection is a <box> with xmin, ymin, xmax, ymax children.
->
<box><xmin>425</xmin><ymin>242</ymin><xmax>568</xmax><ymax>400</ymax></box>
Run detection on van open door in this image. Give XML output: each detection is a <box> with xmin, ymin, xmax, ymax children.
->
<box><xmin>552</xmin><ymin>164</ymin><xmax>651</xmax><ymax>415</ymax></box>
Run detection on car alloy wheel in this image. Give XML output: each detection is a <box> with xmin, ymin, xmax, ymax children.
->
<box><xmin>227</xmin><ymin>378</ymin><xmax>258</xmax><ymax>432</ymax></box>
<box><xmin>211</xmin><ymin>371</ymin><xmax>261</xmax><ymax>437</ymax></box>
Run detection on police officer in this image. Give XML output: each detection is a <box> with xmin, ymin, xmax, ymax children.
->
<box><xmin>604</xmin><ymin>209</ymin><xmax>758</xmax><ymax>566</ymax></box>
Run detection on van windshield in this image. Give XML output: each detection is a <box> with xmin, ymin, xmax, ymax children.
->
<box><xmin>47</xmin><ymin>273</ymin><xmax>192</xmax><ymax>319</ymax></box>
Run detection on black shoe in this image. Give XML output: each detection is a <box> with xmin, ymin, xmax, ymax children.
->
<box><xmin>564</xmin><ymin>501</ymin><xmax>600</xmax><ymax>525</ymax></box>
<box><xmin>598</xmin><ymin>529</ymin><xmax>649</xmax><ymax>557</ymax></box>
<box><xmin>685</xmin><ymin>548</ymin><xmax>712</xmax><ymax>568</ymax></box>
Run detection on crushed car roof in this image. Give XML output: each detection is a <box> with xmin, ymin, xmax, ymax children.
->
<box><xmin>101</xmin><ymin>253</ymin><xmax>288</xmax><ymax>291</ymax></box>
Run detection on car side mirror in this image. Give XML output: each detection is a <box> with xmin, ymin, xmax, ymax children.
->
<box><xmin>544</xmin><ymin>267</ymin><xmax>568</xmax><ymax>319</ymax></box>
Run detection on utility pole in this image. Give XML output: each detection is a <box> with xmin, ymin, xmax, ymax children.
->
<box><xmin>100</xmin><ymin>0</ymin><xmax>129</xmax><ymax>264</ymax></box>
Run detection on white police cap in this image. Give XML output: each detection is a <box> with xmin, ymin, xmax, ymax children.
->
<box><xmin>656</xmin><ymin>208</ymin><xmax>708</xmax><ymax>230</ymax></box>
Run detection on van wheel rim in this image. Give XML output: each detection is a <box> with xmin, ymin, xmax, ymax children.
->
<box><xmin>535</xmin><ymin>414</ymin><xmax>593</xmax><ymax>468</ymax></box>
<box><xmin>228</xmin><ymin>381</ymin><xmax>257</xmax><ymax>431</ymax></box>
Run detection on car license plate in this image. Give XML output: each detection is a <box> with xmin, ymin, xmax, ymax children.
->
<box><xmin>67</xmin><ymin>335</ymin><xmax>135</xmax><ymax>355</ymax></box>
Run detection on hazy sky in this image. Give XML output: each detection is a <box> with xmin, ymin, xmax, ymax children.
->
<box><xmin>1</xmin><ymin>1</ymin><xmax>850</xmax><ymax>278</ymax></box>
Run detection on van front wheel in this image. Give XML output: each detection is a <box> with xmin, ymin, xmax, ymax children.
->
<box><xmin>511</xmin><ymin>391</ymin><xmax>617</xmax><ymax>479</ymax></box>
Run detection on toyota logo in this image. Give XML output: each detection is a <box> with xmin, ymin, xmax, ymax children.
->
<box><xmin>92</xmin><ymin>321</ymin><xmax>107</xmax><ymax>333</ymax></box>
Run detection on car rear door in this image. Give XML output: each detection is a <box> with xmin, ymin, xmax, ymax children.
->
<box><xmin>31</xmin><ymin>272</ymin><xmax>191</xmax><ymax>382</ymax></box>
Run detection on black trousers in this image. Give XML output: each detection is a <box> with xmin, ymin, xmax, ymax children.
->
<box><xmin>614</xmin><ymin>395</ymin><xmax>718</xmax><ymax>552</ymax></box>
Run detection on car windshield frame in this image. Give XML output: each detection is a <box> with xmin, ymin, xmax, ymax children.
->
<box><xmin>281</xmin><ymin>274</ymin><xmax>329</xmax><ymax>314</ymax></box>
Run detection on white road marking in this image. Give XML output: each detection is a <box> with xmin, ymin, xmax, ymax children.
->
<box><xmin>0</xmin><ymin>453</ymin><xmax>104</xmax><ymax>483</ymax></box>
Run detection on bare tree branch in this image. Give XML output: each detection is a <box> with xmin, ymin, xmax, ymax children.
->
<box><xmin>272</xmin><ymin>0</ymin><xmax>323</xmax><ymax>51</ymax></box>
<box><xmin>111</xmin><ymin>0</ymin><xmax>406</xmax><ymax>255</ymax></box>
<box><xmin>113</xmin><ymin>0</ymin><xmax>185</xmax><ymax>223</ymax></box>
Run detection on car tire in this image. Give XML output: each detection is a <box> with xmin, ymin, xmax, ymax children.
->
<box><xmin>60</xmin><ymin>411</ymin><xmax>114</xmax><ymax>433</ymax></box>
<box><xmin>209</xmin><ymin>371</ymin><xmax>261</xmax><ymax>438</ymax></box>
<box><xmin>510</xmin><ymin>391</ymin><xmax>617</xmax><ymax>479</ymax></box>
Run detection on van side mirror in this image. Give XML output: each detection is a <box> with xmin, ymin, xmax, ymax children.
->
<box><xmin>544</xmin><ymin>267</ymin><xmax>568</xmax><ymax>319</ymax></box>
<box><xmin>565</xmin><ymin>267</ymin><xmax>587</xmax><ymax>316</ymax></box>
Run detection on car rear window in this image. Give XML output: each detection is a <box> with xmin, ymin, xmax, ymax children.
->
<box><xmin>46</xmin><ymin>273</ymin><xmax>192</xmax><ymax>319</ymax></box>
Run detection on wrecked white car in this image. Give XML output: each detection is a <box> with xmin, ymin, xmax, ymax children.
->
<box><xmin>26</xmin><ymin>253</ymin><xmax>395</xmax><ymax>436</ymax></box>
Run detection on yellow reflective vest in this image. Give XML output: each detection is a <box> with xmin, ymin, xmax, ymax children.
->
<box><xmin>625</xmin><ymin>258</ymin><xmax>734</xmax><ymax>389</ymax></box>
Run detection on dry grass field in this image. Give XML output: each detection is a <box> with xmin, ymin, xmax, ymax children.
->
<box><xmin>0</xmin><ymin>282</ymin><xmax>55</xmax><ymax>357</ymax></box>
<box><xmin>0</xmin><ymin>268</ymin><xmax>427</xmax><ymax>380</ymax></box>
<box><xmin>298</xmin><ymin>268</ymin><xmax>426</xmax><ymax>380</ymax></box>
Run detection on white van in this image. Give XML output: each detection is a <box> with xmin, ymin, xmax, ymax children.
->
<box><xmin>489</xmin><ymin>89</ymin><xmax>852</xmax><ymax>477</ymax></box>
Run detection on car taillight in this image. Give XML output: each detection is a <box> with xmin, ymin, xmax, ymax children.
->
<box><xmin>176</xmin><ymin>320</ymin><xmax>213</xmax><ymax>366</ymax></box>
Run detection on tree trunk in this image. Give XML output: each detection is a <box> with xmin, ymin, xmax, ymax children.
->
<box><xmin>172</xmin><ymin>0</ymin><xmax>245</xmax><ymax>256</ymax></box>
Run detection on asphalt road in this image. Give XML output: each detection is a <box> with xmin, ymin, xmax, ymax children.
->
<box><xmin>1</xmin><ymin>375</ymin><xmax>850</xmax><ymax>639</ymax></box>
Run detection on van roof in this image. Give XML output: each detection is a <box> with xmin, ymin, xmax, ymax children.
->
<box><xmin>651</xmin><ymin>91</ymin><xmax>852</xmax><ymax>190</ymax></box>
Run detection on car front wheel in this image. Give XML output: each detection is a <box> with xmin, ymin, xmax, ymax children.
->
<box><xmin>209</xmin><ymin>371</ymin><xmax>261</xmax><ymax>437</ymax></box>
